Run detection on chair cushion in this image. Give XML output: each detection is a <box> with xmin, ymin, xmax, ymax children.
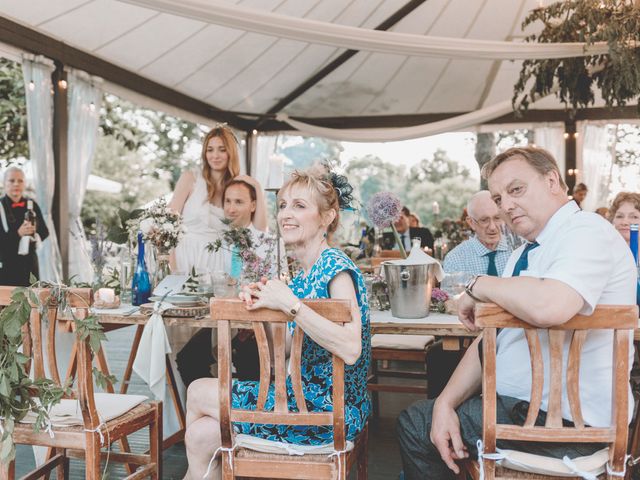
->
<box><xmin>20</xmin><ymin>393</ymin><xmax>148</xmax><ymax>427</ymax></box>
<box><xmin>371</xmin><ymin>334</ymin><xmax>435</xmax><ymax>350</ymax></box>
<box><xmin>496</xmin><ymin>447</ymin><xmax>609</xmax><ymax>477</ymax></box>
<box><xmin>234</xmin><ymin>434</ymin><xmax>354</xmax><ymax>456</ymax></box>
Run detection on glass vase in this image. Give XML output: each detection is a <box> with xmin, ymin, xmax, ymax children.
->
<box><xmin>153</xmin><ymin>247</ymin><xmax>172</xmax><ymax>288</ymax></box>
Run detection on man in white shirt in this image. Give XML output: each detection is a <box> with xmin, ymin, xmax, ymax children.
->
<box><xmin>397</xmin><ymin>147</ymin><xmax>637</xmax><ymax>479</ymax></box>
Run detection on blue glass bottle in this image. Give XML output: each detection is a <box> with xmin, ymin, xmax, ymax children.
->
<box><xmin>131</xmin><ymin>232</ymin><xmax>151</xmax><ymax>306</ymax></box>
<box><xmin>630</xmin><ymin>224</ymin><xmax>639</xmax><ymax>307</ymax></box>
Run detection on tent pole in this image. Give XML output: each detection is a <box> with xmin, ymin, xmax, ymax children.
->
<box><xmin>52</xmin><ymin>62</ymin><xmax>69</xmax><ymax>282</ymax></box>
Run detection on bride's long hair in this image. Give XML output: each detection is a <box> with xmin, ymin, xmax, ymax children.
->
<box><xmin>201</xmin><ymin>125</ymin><xmax>240</xmax><ymax>203</ymax></box>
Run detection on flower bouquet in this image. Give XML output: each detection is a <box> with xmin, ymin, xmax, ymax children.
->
<box><xmin>127</xmin><ymin>197</ymin><xmax>184</xmax><ymax>253</ymax></box>
<box><xmin>207</xmin><ymin>220</ymin><xmax>277</xmax><ymax>284</ymax></box>
<box><xmin>366</xmin><ymin>192</ymin><xmax>406</xmax><ymax>258</ymax></box>
<box><xmin>430</xmin><ymin>287</ymin><xmax>449</xmax><ymax>313</ymax></box>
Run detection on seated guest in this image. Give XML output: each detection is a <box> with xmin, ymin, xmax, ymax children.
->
<box><xmin>443</xmin><ymin>191</ymin><xmax>512</xmax><ymax>276</ymax></box>
<box><xmin>382</xmin><ymin>207</ymin><xmax>434</xmax><ymax>252</ymax></box>
<box><xmin>595</xmin><ymin>206</ymin><xmax>609</xmax><ymax>218</ymax></box>
<box><xmin>609</xmin><ymin>191</ymin><xmax>640</xmax><ymax>246</ymax></box>
<box><xmin>182</xmin><ymin>168</ymin><xmax>371</xmax><ymax>479</ymax></box>
<box><xmin>408</xmin><ymin>213</ymin><xmax>421</xmax><ymax>228</ymax></box>
<box><xmin>397</xmin><ymin>147</ymin><xmax>636</xmax><ymax>479</ymax></box>
<box><xmin>176</xmin><ymin>180</ymin><xmax>285</xmax><ymax>386</ymax></box>
<box><xmin>572</xmin><ymin>182</ymin><xmax>588</xmax><ymax>208</ymax></box>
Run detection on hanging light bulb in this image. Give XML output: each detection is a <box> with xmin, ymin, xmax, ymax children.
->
<box><xmin>28</xmin><ymin>80</ymin><xmax>35</xmax><ymax>91</ymax></box>
<box><xmin>58</xmin><ymin>79</ymin><xmax>67</xmax><ymax>89</ymax></box>
<box><xmin>89</xmin><ymin>102</ymin><xmax>96</xmax><ymax>112</ymax></box>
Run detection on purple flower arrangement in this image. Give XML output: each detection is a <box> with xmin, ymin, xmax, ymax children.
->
<box><xmin>431</xmin><ymin>287</ymin><xmax>449</xmax><ymax>313</ymax></box>
<box><xmin>366</xmin><ymin>192</ymin><xmax>407</xmax><ymax>258</ymax></box>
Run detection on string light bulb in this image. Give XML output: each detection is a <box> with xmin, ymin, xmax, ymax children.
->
<box><xmin>28</xmin><ymin>80</ymin><xmax>35</xmax><ymax>91</ymax></box>
<box><xmin>252</xmin><ymin>129</ymin><xmax>258</xmax><ymax>135</ymax></box>
<box><xmin>89</xmin><ymin>102</ymin><xmax>95</xmax><ymax>112</ymax></box>
<box><xmin>58</xmin><ymin>79</ymin><xmax>67</xmax><ymax>89</ymax></box>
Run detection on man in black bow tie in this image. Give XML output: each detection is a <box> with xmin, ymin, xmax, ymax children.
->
<box><xmin>0</xmin><ymin>166</ymin><xmax>49</xmax><ymax>286</ymax></box>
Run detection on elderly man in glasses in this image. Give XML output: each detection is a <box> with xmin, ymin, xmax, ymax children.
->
<box><xmin>443</xmin><ymin>190</ymin><xmax>512</xmax><ymax>277</ymax></box>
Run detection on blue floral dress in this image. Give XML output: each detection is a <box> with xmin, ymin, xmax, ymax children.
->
<box><xmin>231</xmin><ymin>248</ymin><xmax>371</xmax><ymax>445</ymax></box>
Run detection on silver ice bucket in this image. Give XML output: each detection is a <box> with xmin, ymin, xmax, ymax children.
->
<box><xmin>382</xmin><ymin>262</ymin><xmax>436</xmax><ymax>318</ymax></box>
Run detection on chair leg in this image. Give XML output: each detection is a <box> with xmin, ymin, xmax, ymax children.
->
<box><xmin>55</xmin><ymin>449</ymin><xmax>69</xmax><ymax>480</ymax></box>
<box><xmin>357</xmin><ymin>428</ymin><xmax>368</xmax><ymax>479</ymax></box>
<box><xmin>85</xmin><ymin>434</ymin><xmax>102</xmax><ymax>480</ymax></box>
<box><xmin>370</xmin><ymin>360</ymin><xmax>380</xmax><ymax>417</ymax></box>
<box><xmin>150</xmin><ymin>401</ymin><xmax>163</xmax><ymax>479</ymax></box>
<box><xmin>0</xmin><ymin>460</ymin><xmax>15</xmax><ymax>480</ymax></box>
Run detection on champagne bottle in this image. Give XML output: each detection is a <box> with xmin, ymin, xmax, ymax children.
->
<box><xmin>24</xmin><ymin>199</ymin><xmax>36</xmax><ymax>228</ymax></box>
<box><xmin>131</xmin><ymin>232</ymin><xmax>151</xmax><ymax>306</ymax></box>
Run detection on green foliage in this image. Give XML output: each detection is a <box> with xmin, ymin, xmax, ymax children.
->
<box><xmin>0</xmin><ymin>58</ymin><xmax>29</xmax><ymax>165</ymax></box>
<box><xmin>514</xmin><ymin>0</ymin><xmax>640</xmax><ymax>114</ymax></box>
<box><xmin>0</xmin><ymin>283</ymin><xmax>114</xmax><ymax>463</ymax></box>
<box><xmin>279</xmin><ymin>136</ymin><xmax>344</xmax><ymax>171</ymax></box>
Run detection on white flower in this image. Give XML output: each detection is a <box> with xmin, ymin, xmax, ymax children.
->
<box><xmin>164</xmin><ymin>241</ymin><xmax>170</xmax><ymax>247</ymax></box>
<box><xmin>139</xmin><ymin>218</ymin><xmax>154</xmax><ymax>234</ymax></box>
<box><xmin>162</xmin><ymin>222</ymin><xmax>174</xmax><ymax>232</ymax></box>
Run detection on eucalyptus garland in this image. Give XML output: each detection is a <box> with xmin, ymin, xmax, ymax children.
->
<box><xmin>513</xmin><ymin>0</ymin><xmax>640</xmax><ymax>114</ymax></box>
<box><xmin>0</xmin><ymin>282</ymin><xmax>114</xmax><ymax>464</ymax></box>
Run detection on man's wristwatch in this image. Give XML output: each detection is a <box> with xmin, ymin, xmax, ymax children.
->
<box><xmin>288</xmin><ymin>301</ymin><xmax>302</xmax><ymax>318</ymax></box>
<box><xmin>464</xmin><ymin>275</ymin><xmax>485</xmax><ymax>302</ymax></box>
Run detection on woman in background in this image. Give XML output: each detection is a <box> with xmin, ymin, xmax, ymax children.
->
<box><xmin>609</xmin><ymin>192</ymin><xmax>640</xmax><ymax>246</ymax></box>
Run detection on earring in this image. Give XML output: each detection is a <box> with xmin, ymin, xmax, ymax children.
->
<box><xmin>323</xmin><ymin>232</ymin><xmax>327</xmax><ymax>239</ymax></box>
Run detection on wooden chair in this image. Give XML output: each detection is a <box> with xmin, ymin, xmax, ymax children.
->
<box><xmin>368</xmin><ymin>335</ymin><xmax>435</xmax><ymax>416</ymax></box>
<box><xmin>463</xmin><ymin>303</ymin><xmax>638</xmax><ymax>480</ymax></box>
<box><xmin>0</xmin><ymin>286</ymin><xmax>162</xmax><ymax>480</ymax></box>
<box><xmin>211</xmin><ymin>298</ymin><xmax>368</xmax><ymax>479</ymax></box>
<box><xmin>379</xmin><ymin>250</ymin><xmax>402</xmax><ymax>259</ymax></box>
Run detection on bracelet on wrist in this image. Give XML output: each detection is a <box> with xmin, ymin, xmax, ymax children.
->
<box><xmin>288</xmin><ymin>301</ymin><xmax>302</xmax><ymax>318</ymax></box>
<box><xmin>464</xmin><ymin>275</ymin><xmax>485</xmax><ymax>302</ymax></box>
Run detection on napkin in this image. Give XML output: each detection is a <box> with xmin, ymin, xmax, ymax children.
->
<box><xmin>132</xmin><ymin>301</ymin><xmax>173</xmax><ymax>400</ymax></box>
<box><xmin>384</xmin><ymin>247</ymin><xmax>444</xmax><ymax>281</ymax></box>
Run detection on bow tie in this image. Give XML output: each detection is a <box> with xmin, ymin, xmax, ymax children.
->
<box><xmin>11</xmin><ymin>201</ymin><xmax>25</xmax><ymax>208</ymax></box>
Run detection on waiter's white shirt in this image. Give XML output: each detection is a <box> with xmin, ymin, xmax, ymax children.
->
<box><xmin>496</xmin><ymin>201</ymin><xmax>637</xmax><ymax>427</ymax></box>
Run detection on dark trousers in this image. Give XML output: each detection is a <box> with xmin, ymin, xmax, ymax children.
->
<box><xmin>397</xmin><ymin>395</ymin><xmax>603</xmax><ymax>480</ymax></box>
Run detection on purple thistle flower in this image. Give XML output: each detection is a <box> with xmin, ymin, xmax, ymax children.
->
<box><xmin>431</xmin><ymin>287</ymin><xmax>449</xmax><ymax>303</ymax></box>
<box><xmin>366</xmin><ymin>192</ymin><xmax>402</xmax><ymax>228</ymax></box>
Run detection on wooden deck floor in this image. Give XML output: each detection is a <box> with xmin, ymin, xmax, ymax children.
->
<box><xmin>14</xmin><ymin>326</ymin><xmax>421</xmax><ymax>479</ymax></box>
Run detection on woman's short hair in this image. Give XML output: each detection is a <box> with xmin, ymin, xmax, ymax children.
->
<box><xmin>481</xmin><ymin>146</ymin><xmax>568</xmax><ymax>193</ymax></box>
<box><xmin>201</xmin><ymin>125</ymin><xmax>240</xmax><ymax>202</ymax></box>
<box><xmin>279</xmin><ymin>168</ymin><xmax>340</xmax><ymax>235</ymax></box>
<box><xmin>609</xmin><ymin>192</ymin><xmax>640</xmax><ymax>220</ymax></box>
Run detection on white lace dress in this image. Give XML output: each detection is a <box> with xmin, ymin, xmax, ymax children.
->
<box><xmin>174</xmin><ymin>170</ymin><xmax>226</xmax><ymax>275</ymax></box>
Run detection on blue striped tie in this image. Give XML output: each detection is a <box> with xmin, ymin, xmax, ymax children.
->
<box><xmin>512</xmin><ymin>242</ymin><xmax>539</xmax><ymax>276</ymax></box>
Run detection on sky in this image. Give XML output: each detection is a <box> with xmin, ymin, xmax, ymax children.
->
<box><xmin>339</xmin><ymin>131</ymin><xmax>480</xmax><ymax>179</ymax></box>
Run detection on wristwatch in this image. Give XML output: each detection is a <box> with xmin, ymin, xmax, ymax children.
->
<box><xmin>288</xmin><ymin>301</ymin><xmax>302</xmax><ymax>318</ymax></box>
<box><xmin>464</xmin><ymin>275</ymin><xmax>485</xmax><ymax>302</ymax></box>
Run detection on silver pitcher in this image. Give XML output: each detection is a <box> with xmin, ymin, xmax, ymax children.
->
<box><xmin>382</xmin><ymin>262</ymin><xmax>436</xmax><ymax>318</ymax></box>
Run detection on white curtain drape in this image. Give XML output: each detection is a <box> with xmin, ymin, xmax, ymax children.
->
<box><xmin>534</xmin><ymin>123</ymin><xmax>566</xmax><ymax>180</ymax></box>
<box><xmin>251</xmin><ymin>135</ymin><xmax>278</xmax><ymax>190</ymax></box>
<box><xmin>576</xmin><ymin>121</ymin><xmax>613</xmax><ymax>212</ymax></box>
<box><xmin>274</xmin><ymin>98</ymin><xmax>530</xmax><ymax>143</ymax></box>
<box><xmin>122</xmin><ymin>0</ymin><xmax>608</xmax><ymax>60</ymax></box>
<box><xmin>67</xmin><ymin>69</ymin><xmax>103</xmax><ymax>283</ymax></box>
<box><xmin>21</xmin><ymin>54</ymin><xmax>63</xmax><ymax>283</ymax></box>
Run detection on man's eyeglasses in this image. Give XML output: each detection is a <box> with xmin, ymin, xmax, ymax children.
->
<box><xmin>470</xmin><ymin>215</ymin><xmax>503</xmax><ymax>228</ymax></box>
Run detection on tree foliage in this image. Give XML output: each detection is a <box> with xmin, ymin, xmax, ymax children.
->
<box><xmin>514</xmin><ymin>1</ymin><xmax>640</xmax><ymax>114</ymax></box>
<box><xmin>0</xmin><ymin>58</ymin><xmax>28</xmax><ymax>166</ymax></box>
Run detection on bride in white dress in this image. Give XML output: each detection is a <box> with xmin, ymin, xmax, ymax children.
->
<box><xmin>169</xmin><ymin>125</ymin><xmax>267</xmax><ymax>274</ymax></box>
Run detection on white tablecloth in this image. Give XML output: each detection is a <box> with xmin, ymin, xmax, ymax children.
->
<box><xmin>370</xmin><ymin>310</ymin><xmax>461</xmax><ymax>325</ymax></box>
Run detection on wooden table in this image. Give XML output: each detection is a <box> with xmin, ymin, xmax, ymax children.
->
<box><xmin>370</xmin><ymin>310</ymin><xmax>477</xmax><ymax>350</ymax></box>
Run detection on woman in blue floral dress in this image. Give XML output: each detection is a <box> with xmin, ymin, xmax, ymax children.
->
<box><xmin>183</xmin><ymin>167</ymin><xmax>371</xmax><ymax>479</ymax></box>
